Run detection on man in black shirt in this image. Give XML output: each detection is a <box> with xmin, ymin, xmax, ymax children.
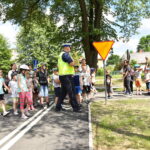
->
<box><xmin>123</xmin><ymin>60</ymin><xmax>132</xmax><ymax>95</ymax></box>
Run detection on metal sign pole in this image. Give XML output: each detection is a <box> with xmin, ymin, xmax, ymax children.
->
<box><xmin>103</xmin><ymin>60</ymin><xmax>107</xmax><ymax>105</ymax></box>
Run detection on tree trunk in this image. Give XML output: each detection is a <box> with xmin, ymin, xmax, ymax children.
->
<box><xmin>78</xmin><ymin>0</ymin><xmax>104</xmax><ymax>69</ymax></box>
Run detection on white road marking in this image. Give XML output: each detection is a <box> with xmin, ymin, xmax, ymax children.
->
<box><xmin>0</xmin><ymin>101</ymin><xmax>53</xmax><ymax>147</ymax></box>
<box><xmin>0</xmin><ymin>103</ymin><xmax>54</xmax><ymax>150</ymax></box>
<box><xmin>88</xmin><ymin>103</ymin><xmax>93</xmax><ymax>150</ymax></box>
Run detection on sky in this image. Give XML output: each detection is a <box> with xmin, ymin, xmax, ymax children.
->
<box><xmin>0</xmin><ymin>18</ymin><xmax>150</xmax><ymax>57</ymax></box>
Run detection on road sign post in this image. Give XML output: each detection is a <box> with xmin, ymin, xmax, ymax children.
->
<box><xmin>103</xmin><ymin>60</ymin><xmax>107</xmax><ymax>104</ymax></box>
<box><xmin>93</xmin><ymin>41</ymin><xmax>114</xmax><ymax>104</ymax></box>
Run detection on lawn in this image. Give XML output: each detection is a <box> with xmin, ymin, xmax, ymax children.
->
<box><xmin>91</xmin><ymin>99</ymin><xmax>150</xmax><ymax>150</ymax></box>
<box><xmin>0</xmin><ymin>104</ymin><xmax>12</xmax><ymax>113</ymax></box>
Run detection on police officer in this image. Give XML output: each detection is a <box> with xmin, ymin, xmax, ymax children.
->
<box><xmin>55</xmin><ymin>43</ymin><xmax>80</xmax><ymax>112</ymax></box>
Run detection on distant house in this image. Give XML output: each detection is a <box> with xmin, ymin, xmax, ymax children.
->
<box><xmin>97</xmin><ymin>55</ymin><xmax>103</xmax><ymax>68</ymax></box>
<box><xmin>122</xmin><ymin>50</ymin><xmax>150</xmax><ymax>66</ymax></box>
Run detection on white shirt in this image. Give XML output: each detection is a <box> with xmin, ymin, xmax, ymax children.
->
<box><xmin>145</xmin><ymin>73</ymin><xmax>150</xmax><ymax>82</ymax></box>
<box><xmin>79</xmin><ymin>65</ymin><xmax>90</xmax><ymax>73</ymax></box>
<box><xmin>135</xmin><ymin>71</ymin><xmax>142</xmax><ymax>79</ymax></box>
<box><xmin>8</xmin><ymin>70</ymin><xmax>17</xmax><ymax>80</ymax></box>
<box><xmin>81</xmin><ymin>72</ymin><xmax>91</xmax><ymax>86</ymax></box>
<box><xmin>52</xmin><ymin>74</ymin><xmax>61</xmax><ymax>88</ymax></box>
<box><xmin>9</xmin><ymin>80</ymin><xmax>19</xmax><ymax>97</ymax></box>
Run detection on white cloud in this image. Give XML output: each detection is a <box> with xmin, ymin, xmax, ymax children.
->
<box><xmin>0</xmin><ymin>21</ymin><xmax>19</xmax><ymax>48</ymax></box>
<box><xmin>113</xmin><ymin>18</ymin><xmax>150</xmax><ymax>56</ymax></box>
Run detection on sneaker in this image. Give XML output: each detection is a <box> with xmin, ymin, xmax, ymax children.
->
<box><xmin>25</xmin><ymin>111</ymin><xmax>31</xmax><ymax>117</ymax></box>
<box><xmin>3</xmin><ymin>111</ymin><xmax>10</xmax><ymax>116</ymax></box>
<box><xmin>14</xmin><ymin>111</ymin><xmax>19</xmax><ymax>115</ymax></box>
<box><xmin>21</xmin><ymin>115</ymin><xmax>28</xmax><ymax>119</ymax></box>
<box><xmin>55</xmin><ymin>108</ymin><xmax>61</xmax><ymax>112</ymax></box>
<box><xmin>73</xmin><ymin>109</ymin><xmax>82</xmax><ymax>113</ymax></box>
<box><xmin>46</xmin><ymin>102</ymin><xmax>50</xmax><ymax>108</ymax></box>
<box><xmin>40</xmin><ymin>104</ymin><xmax>44</xmax><ymax>109</ymax></box>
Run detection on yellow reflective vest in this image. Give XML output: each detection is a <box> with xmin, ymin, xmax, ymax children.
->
<box><xmin>58</xmin><ymin>52</ymin><xmax>75</xmax><ymax>75</ymax></box>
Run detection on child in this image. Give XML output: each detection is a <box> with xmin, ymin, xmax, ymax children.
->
<box><xmin>74</xmin><ymin>66</ymin><xmax>83</xmax><ymax>105</ymax></box>
<box><xmin>32</xmin><ymin>72</ymin><xmax>39</xmax><ymax>107</ymax></box>
<box><xmin>18</xmin><ymin>64</ymin><xmax>33</xmax><ymax>119</ymax></box>
<box><xmin>134</xmin><ymin>65</ymin><xmax>143</xmax><ymax>95</ymax></box>
<box><xmin>91</xmin><ymin>68</ymin><xmax>97</xmax><ymax>95</ymax></box>
<box><xmin>8</xmin><ymin>73</ymin><xmax>19</xmax><ymax>115</ymax></box>
<box><xmin>106</xmin><ymin>71</ymin><xmax>113</xmax><ymax>99</ymax></box>
<box><xmin>81</xmin><ymin>67</ymin><xmax>91</xmax><ymax>101</ymax></box>
<box><xmin>52</xmin><ymin>68</ymin><xmax>61</xmax><ymax>105</ymax></box>
<box><xmin>145</xmin><ymin>68</ymin><xmax>150</xmax><ymax>94</ymax></box>
<box><xmin>26</xmin><ymin>72</ymin><xmax>35</xmax><ymax>111</ymax></box>
<box><xmin>0</xmin><ymin>70</ymin><xmax>10</xmax><ymax>116</ymax></box>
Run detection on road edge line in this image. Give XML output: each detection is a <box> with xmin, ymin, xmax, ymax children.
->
<box><xmin>0</xmin><ymin>101</ymin><xmax>53</xmax><ymax>147</ymax></box>
<box><xmin>0</xmin><ymin>103</ymin><xmax>54</xmax><ymax>150</ymax></box>
<box><xmin>88</xmin><ymin>102</ymin><xmax>93</xmax><ymax>150</ymax></box>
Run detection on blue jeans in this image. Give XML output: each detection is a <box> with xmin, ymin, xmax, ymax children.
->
<box><xmin>39</xmin><ymin>85</ymin><xmax>48</xmax><ymax>97</ymax></box>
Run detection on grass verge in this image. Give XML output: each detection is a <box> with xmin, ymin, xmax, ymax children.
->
<box><xmin>91</xmin><ymin>99</ymin><xmax>150</xmax><ymax>150</ymax></box>
<box><xmin>0</xmin><ymin>104</ymin><xmax>12</xmax><ymax>113</ymax></box>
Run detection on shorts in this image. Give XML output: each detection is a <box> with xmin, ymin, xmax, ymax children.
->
<box><xmin>39</xmin><ymin>85</ymin><xmax>48</xmax><ymax>97</ymax></box>
<box><xmin>12</xmin><ymin>97</ymin><xmax>18</xmax><ymax>103</ymax></box>
<box><xmin>106</xmin><ymin>84</ymin><xmax>112</xmax><ymax>93</ymax></box>
<box><xmin>0</xmin><ymin>94</ymin><xmax>4</xmax><ymax>101</ymax></box>
<box><xmin>135</xmin><ymin>79</ymin><xmax>142</xmax><ymax>87</ymax></box>
<box><xmin>75</xmin><ymin>86</ymin><xmax>82</xmax><ymax>94</ymax></box>
<box><xmin>83</xmin><ymin>85</ymin><xmax>91</xmax><ymax>94</ymax></box>
<box><xmin>19</xmin><ymin>92</ymin><xmax>32</xmax><ymax>110</ymax></box>
<box><xmin>54</xmin><ymin>87</ymin><xmax>61</xmax><ymax>97</ymax></box>
<box><xmin>146</xmin><ymin>82</ymin><xmax>150</xmax><ymax>90</ymax></box>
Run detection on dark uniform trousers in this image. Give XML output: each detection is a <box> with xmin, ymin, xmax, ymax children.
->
<box><xmin>56</xmin><ymin>75</ymin><xmax>79</xmax><ymax>111</ymax></box>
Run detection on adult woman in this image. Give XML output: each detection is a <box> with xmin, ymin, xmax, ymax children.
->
<box><xmin>36</xmin><ymin>63</ymin><xmax>49</xmax><ymax>108</ymax></box>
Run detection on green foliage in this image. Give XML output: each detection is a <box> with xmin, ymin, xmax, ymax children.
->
<box><xmin>137</xmin><ymin>35</ymin><xmax>150</xmax><ymax>52</ymax></box>
<box><xmin>130</xmin><ymin>50</ymin><xmax>133</xmax><ymax>53</ymax></box>
<box><xmin>0</xmin><ymin>0</ymin><xmax>150</xmax><ymax>67</ymax></box>
<box><xmin>130</xmin><ymin>59</ymin><xmax>137</xmax><ymax>68</ymax></box>
<box><xmin>114</xmin><ymin>59</ymin><xmax>123</xmax><ymax>71</ymax></box>
<box><xmin>107</xmin><ymin>54</ymin><xmax>120</xmax><ymax>66</ymax></box>
<box><xmin>106</xmin><ymin>65</ymin><xmax>115</xmax><ymax>72</ymax></box>
<box><xmin>16</xmin><ymin>17</ymin><xmax>60</xmax><ymax>69</ymax></box>
<box><xmin>97</xmin><ymin>68</ymin><xmax>104</xmax><ymax>76</ymax></box>
<box><xmin>0</xmin><ymin>34</ymin><xmax>12</xmax><ymax>74</ymax></box>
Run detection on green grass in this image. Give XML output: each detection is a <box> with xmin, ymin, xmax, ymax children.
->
<box><xmin>91</xmin><ymin>99</ymin><xmax>150</xmax><ymax>150</ymax></box>
<box><xmin>0</xmin><ymin>104</ymin><xmax>12</xmax><ymax>113</ymax></box>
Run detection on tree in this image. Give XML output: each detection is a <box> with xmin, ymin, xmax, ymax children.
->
<box><xmin>0</xmin><ymin>34</ymin><xmax>12</xmax><ymax>74</ymax></box>
<box><xmin>17</xmin><ymin>17</ymin><xmax>60</xmax><ymax>69</ymax></box>
<box><xmin>0</xmin><ymin>0</ymin><xmax>150</xmax><ymax>68</ymax></box>
<box><xmin>137</xmin><ymin>35</ymin><xmax>150</xmax><ymax>52</ymax></box>
<box><xmin>130</xmin><ymin>59</ymin><xmax>137</xmax><ymax>68</ymax></box>
<box><xmin>107</xmin><ymin>54</ymin><xmax>120</xmax><ymax>66</ymax></box>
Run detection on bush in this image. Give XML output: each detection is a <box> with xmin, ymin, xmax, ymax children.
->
<box><xmin>96</xmin><ymin>68</ymin><xmax>104</xmax><ymax>76</ymax></box>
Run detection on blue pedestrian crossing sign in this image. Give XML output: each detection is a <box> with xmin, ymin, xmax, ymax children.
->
<box><xmin>33</xmin><ymin>60</ymin><xmax>38</xmax><ymax>71</ymax></box>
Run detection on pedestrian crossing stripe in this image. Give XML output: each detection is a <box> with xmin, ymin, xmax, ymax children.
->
<box><xmin>92</xmin><ymin>41</ymin><xmax>114</xmax><ymax>60</ymax></box>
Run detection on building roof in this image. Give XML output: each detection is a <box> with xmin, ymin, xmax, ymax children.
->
<box><xmin>122</xmin><ymin>52</ymin><xmax>150</xmax><ymax>64</ymax></box>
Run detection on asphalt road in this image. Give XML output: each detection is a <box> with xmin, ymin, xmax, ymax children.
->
<box><xmin>0</xmin><ymin>101</ymin><xmax>89</xmax><ymax>150</ymax></box>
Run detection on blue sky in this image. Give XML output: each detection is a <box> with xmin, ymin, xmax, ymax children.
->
<box><xmin>0</xmin><ymin>18</ymin><xmax>150</xmax><ymax>57</ymax></box>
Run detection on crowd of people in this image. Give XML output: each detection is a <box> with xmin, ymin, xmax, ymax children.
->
<box><xmin>0</xmin><ymin>59</ymin><xmax>97</xmax><ymax>118</ymax></box>
<box><xmin>121</xmin><ymin>60</ymin><xmax>150</xmax><ymax>96</ymax></box>
<box><xmin>1</xmin><ymin>43</ymin><xmax>150</xmax><ymax>118</ymax></box>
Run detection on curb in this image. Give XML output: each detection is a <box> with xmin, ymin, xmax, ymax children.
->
<box><xmin>88</xmin><ymin>102</ymin><xmax>93</xmax><ymax>150</ymax></box>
